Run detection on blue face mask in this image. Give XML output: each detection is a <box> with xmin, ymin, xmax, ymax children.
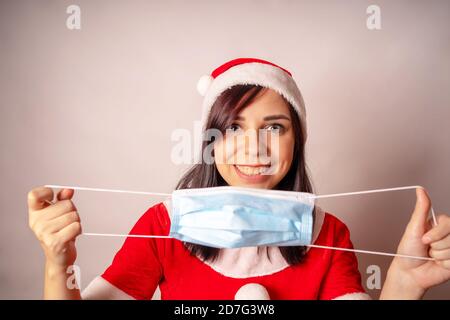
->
<box><xmin>169</xmin><ymin>186</ymin><xmax>315</xmax><ymax>248</ymax></box>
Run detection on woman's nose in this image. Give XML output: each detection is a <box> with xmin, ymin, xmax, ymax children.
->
<box><xmin>244</xmin><ymin>131</ymin><xmax>259</xmax><ymax>157</ymax></box>
<box><xmin>237</xmin><ymin>129</ymin><xmax>272</xmax><ymax>163</ymax></box>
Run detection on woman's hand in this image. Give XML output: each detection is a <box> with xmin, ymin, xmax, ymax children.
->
<box><xmin>380</xmin><ymin>187</ymin><xmax>450</xmax><ymax>299</ymax></box>
<box><xmin>28</xmin><ymin>186</ymin><xmax>83</xmax><ymax>299</ymax></box>
<box><xmin>28</xmin><ymin>186</ymin><xmax>81</xmax><ymax>268</ymax></box>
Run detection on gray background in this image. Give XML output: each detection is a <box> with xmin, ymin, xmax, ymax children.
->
<box><xmin>1</xmin><ymin>0</ymin><xmax>449</xmax><ymax>299</ymax></box>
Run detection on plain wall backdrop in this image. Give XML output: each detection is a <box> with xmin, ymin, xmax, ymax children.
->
<box><xmin>1</xmin><ymin>0</ymin><xmax>449</xmax><ymax>299</ymax></box>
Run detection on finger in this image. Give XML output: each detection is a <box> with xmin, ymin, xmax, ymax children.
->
<box><xmin>429</xmin><ymin>248</ymin><xmax>450</xmax><ymax>261</ymax></box>
<box><xmin>39</xmin><ymin>199</ymin><xmax>78</xmax><ymax>221</ymax></box>
<box><xmin>430</xmin><ymin>234</ymin><xmax>450</xmax><ymax>251</ymax></box>
<box><xmin>43</xmin><ymin>211</ymin><xmax>80</xmax><ymax>234</ymax></box>
<box><xmin>406</xmin><ymin>187</ymin><xmax>431</xmax><ymax>235</ymax></box>
<box><xmin>57</xmin><ymin>188</ymin><xmax>74</xmax><ymax>201</ymax></box>
<box><xmin>436</xmin><ymin>260</ymin><xmax>450</xmax><ymax>270</ymax></box>
<box><xmin>422</xmin><ymin>214</ymin><xmax>450</xmax><ymax>244</ymax></box>
<box><xmin>27</xmin><ymin>187</ymin><xmax>54</xmax><ymax>211</ymax></box>
<box><xmin>57</xmin><ymin>222</ymin><xmax>82</xmax><ymax>244</ymax></box>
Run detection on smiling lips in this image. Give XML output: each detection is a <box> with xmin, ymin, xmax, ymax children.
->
<box><xmin>234</xmin><ymin>165</ymin><xmax>271</xmax><ymax>176</ymax></box>
<box><xmin>233</xmin><ymin>164</ymin><xmax>273</xmax><ymax>183</ymax></box>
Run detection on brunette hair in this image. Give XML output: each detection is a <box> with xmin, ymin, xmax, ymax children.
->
<box><xmin>175</xmin><ymin>84</ymin><xmax>315</xmax><ymax>265</ymax></box>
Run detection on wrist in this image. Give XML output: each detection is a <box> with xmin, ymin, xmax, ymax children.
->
<box><xmin>45</xmin><ymin>261</ymin><xmax>70</xmax><ymax>280</ymax></box>
<box><xmin>380</xmin><ymin>261</ymin><xmax>426</xmax><ymax>300</ymax></box>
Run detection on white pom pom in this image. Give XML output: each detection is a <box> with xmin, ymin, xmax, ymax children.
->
<box><xmin>235</xmin><ymin>283</ymin><xmax>271</xmax><ymax>300</ymax></box>
<box><xmin>196</xmin><ymin>74</ymin><xmax>213</xmax><ymax>96</ymax></box>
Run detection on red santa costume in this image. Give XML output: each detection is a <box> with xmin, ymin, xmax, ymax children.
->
<box><xmin>81</xmin><ymin>58</ymin><xmax>371</xmax><ymax>300</ymax></box>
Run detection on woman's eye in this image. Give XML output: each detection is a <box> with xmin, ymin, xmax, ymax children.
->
<box><xmin>227</xmin><ymin>124</ymin><xmax>241</xmax><ymax>132</ymax></box>
<box><xmin>265</xmin><ymin>123</ymin><xmax>284</xmax><ymax>132</ymax></box>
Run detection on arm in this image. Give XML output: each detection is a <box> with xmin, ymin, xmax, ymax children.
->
<box><xmin>81</xmin><ymin>276</ymin><xmax>134</xmax><ymax>300</ymax></box>
<box><xmin>44</xmin><ymin>262</ymin><xmax>81</xmax><ymax>300</ymax></box>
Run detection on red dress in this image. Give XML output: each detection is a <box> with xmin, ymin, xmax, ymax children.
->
<box><xmin>101</xmin><ymin>202</ymin><xmax>366</xmax><ymax>300</ymax></box>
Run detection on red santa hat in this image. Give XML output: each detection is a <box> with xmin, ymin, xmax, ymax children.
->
<box><xmin>196</xmin><ymin>57</ymin><xmax>307</xmax><ymax>141</ymax></box>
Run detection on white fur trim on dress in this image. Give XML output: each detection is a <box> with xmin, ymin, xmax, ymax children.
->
<box><xmin>200</xmin><ymin>62</ymin><xmax>307</xmax><ymax>141</ymax></box>
<box><xmin>81</xmin><ymin>276</ymin><xmax>135</xmax><ymax>300</ymax></box>
<box><xmin>332</xmin><ymin>292</ymin><xmax>372</xmax><ymax>300</ymax></box>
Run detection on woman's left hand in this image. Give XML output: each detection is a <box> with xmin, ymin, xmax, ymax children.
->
<box><xmin>380</xmin><ymin>187</ymin><xmax>450</xmax><ymax>299</ymax></box>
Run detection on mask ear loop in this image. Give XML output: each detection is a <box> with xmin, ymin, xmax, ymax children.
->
<box><xmin>306</xmin><ymin>185</ymin><xmax>437</xmax><ymax>261</ymax></box>
<box><xmin>43</xmin><ymin>184</ymin><xmax>438</xmax><ymax>261</ymax></box>
<box><xmin>44</xmin><ymin>184</ymin><xmax>171</xmax><ymax>197</ymax></box>
<box><xmin>308</xmin><ymin>185</ymin><xmax>437</xmax><ymax>226</ymax></box>
<box><xmin>43</xmin><ymin>184</ymin><xmax>173</xmax><ymax>239</ymax></box>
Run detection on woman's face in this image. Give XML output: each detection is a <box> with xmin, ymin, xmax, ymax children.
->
<box><xmin>213</xmin><ymin>88</ymin><xmax>295</xmax><ymax>189</ymax></box>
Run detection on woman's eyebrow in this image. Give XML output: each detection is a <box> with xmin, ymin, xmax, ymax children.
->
<box><xmin>263</xmin><ymin>114</ymin><xmax>291</xmax><ymax>121</ymax></box>
<box><xmin>234</xmin><ymin>114</ymin><xmax>291</xmax><ymax>121</ymax></box>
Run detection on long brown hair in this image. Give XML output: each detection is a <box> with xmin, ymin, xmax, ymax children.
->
<box><xmin>175</xmin><ymin>84</ymin><xmax>315</xmax><ymax>265</ymax></box>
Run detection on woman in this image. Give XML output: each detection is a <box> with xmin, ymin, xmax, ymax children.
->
<box><xmin>27</xmin><ymin>58</ymin><xmax>450</xmax><ymax>299</ymax></box>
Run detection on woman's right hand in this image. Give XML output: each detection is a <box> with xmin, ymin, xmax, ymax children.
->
<box><xmin>28</xmin><ymin>187</ymin><xmax>82</xmax><ymax>268</ymax></box>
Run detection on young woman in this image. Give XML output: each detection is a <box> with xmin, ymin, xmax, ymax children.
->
<box><xmin>27</xmin><ymin>58</ymin><xmax>450</xmax><ymax>299</ymax></box>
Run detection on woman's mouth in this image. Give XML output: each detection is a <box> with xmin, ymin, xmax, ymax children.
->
<box><xmin>234</xmin><ymin>165</ymin><xmax>270</xmax><ymax>175</ymax></box>
<box><xmin>233</xmin><ymin>164</ymin><xmax>273</xmax><ymax>183</ymax></box>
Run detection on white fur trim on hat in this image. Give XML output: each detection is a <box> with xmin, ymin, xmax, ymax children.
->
<box><xmin>197</xmin><ymin>74</ymin><xmax>214</xmax><ymax>96</ymax></box>
<box><xmin>199</xmin><ymin>62</ymin><xmax>307</xmax><ymax>141</ymax></box>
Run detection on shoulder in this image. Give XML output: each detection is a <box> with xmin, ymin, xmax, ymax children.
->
<box><xmin>97</xmin><ymin>201</ymin><xmax>171</xmax><ymax>299</ymax></box>
<box><xmin>312</xmin><ymin>206</ymin><xmax>353</xmax><ymax>247</ymax></box>
<box><xmin>131</xmin><ymin>200</ymin><xmax>171</xmax><ymax>235</ymax></box>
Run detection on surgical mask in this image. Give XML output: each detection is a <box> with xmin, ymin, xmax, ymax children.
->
<box><xmin>44</xmin><ymin>184</ymin><xmax>437</xmax><ymax>261</ymax></box>
<box><xmin>170</xmin><ymin>186</ymin><xmax>315</xmax><ymax>248</ymax></box>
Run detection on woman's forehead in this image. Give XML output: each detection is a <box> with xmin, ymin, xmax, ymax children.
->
<box><xmin>236</xmin><ymin>89</ymin><xmax>291</xmax><ymax>119</ymax></box>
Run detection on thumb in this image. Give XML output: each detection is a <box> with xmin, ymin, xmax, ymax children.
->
<box><xmin>56</xmin><ymin>188</ymin><xmax>74</xmax><ymax>201</ymax></box>
<box><xmin>406</xmin><ymin>187</ymin><xmax>431</xmax><ymax>235</ymax></box>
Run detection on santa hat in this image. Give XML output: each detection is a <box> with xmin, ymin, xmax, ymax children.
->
<box><xmin>196</xmin><ymin>57</ymin><xmax>307</xmax><ymax>141</ymax></box>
